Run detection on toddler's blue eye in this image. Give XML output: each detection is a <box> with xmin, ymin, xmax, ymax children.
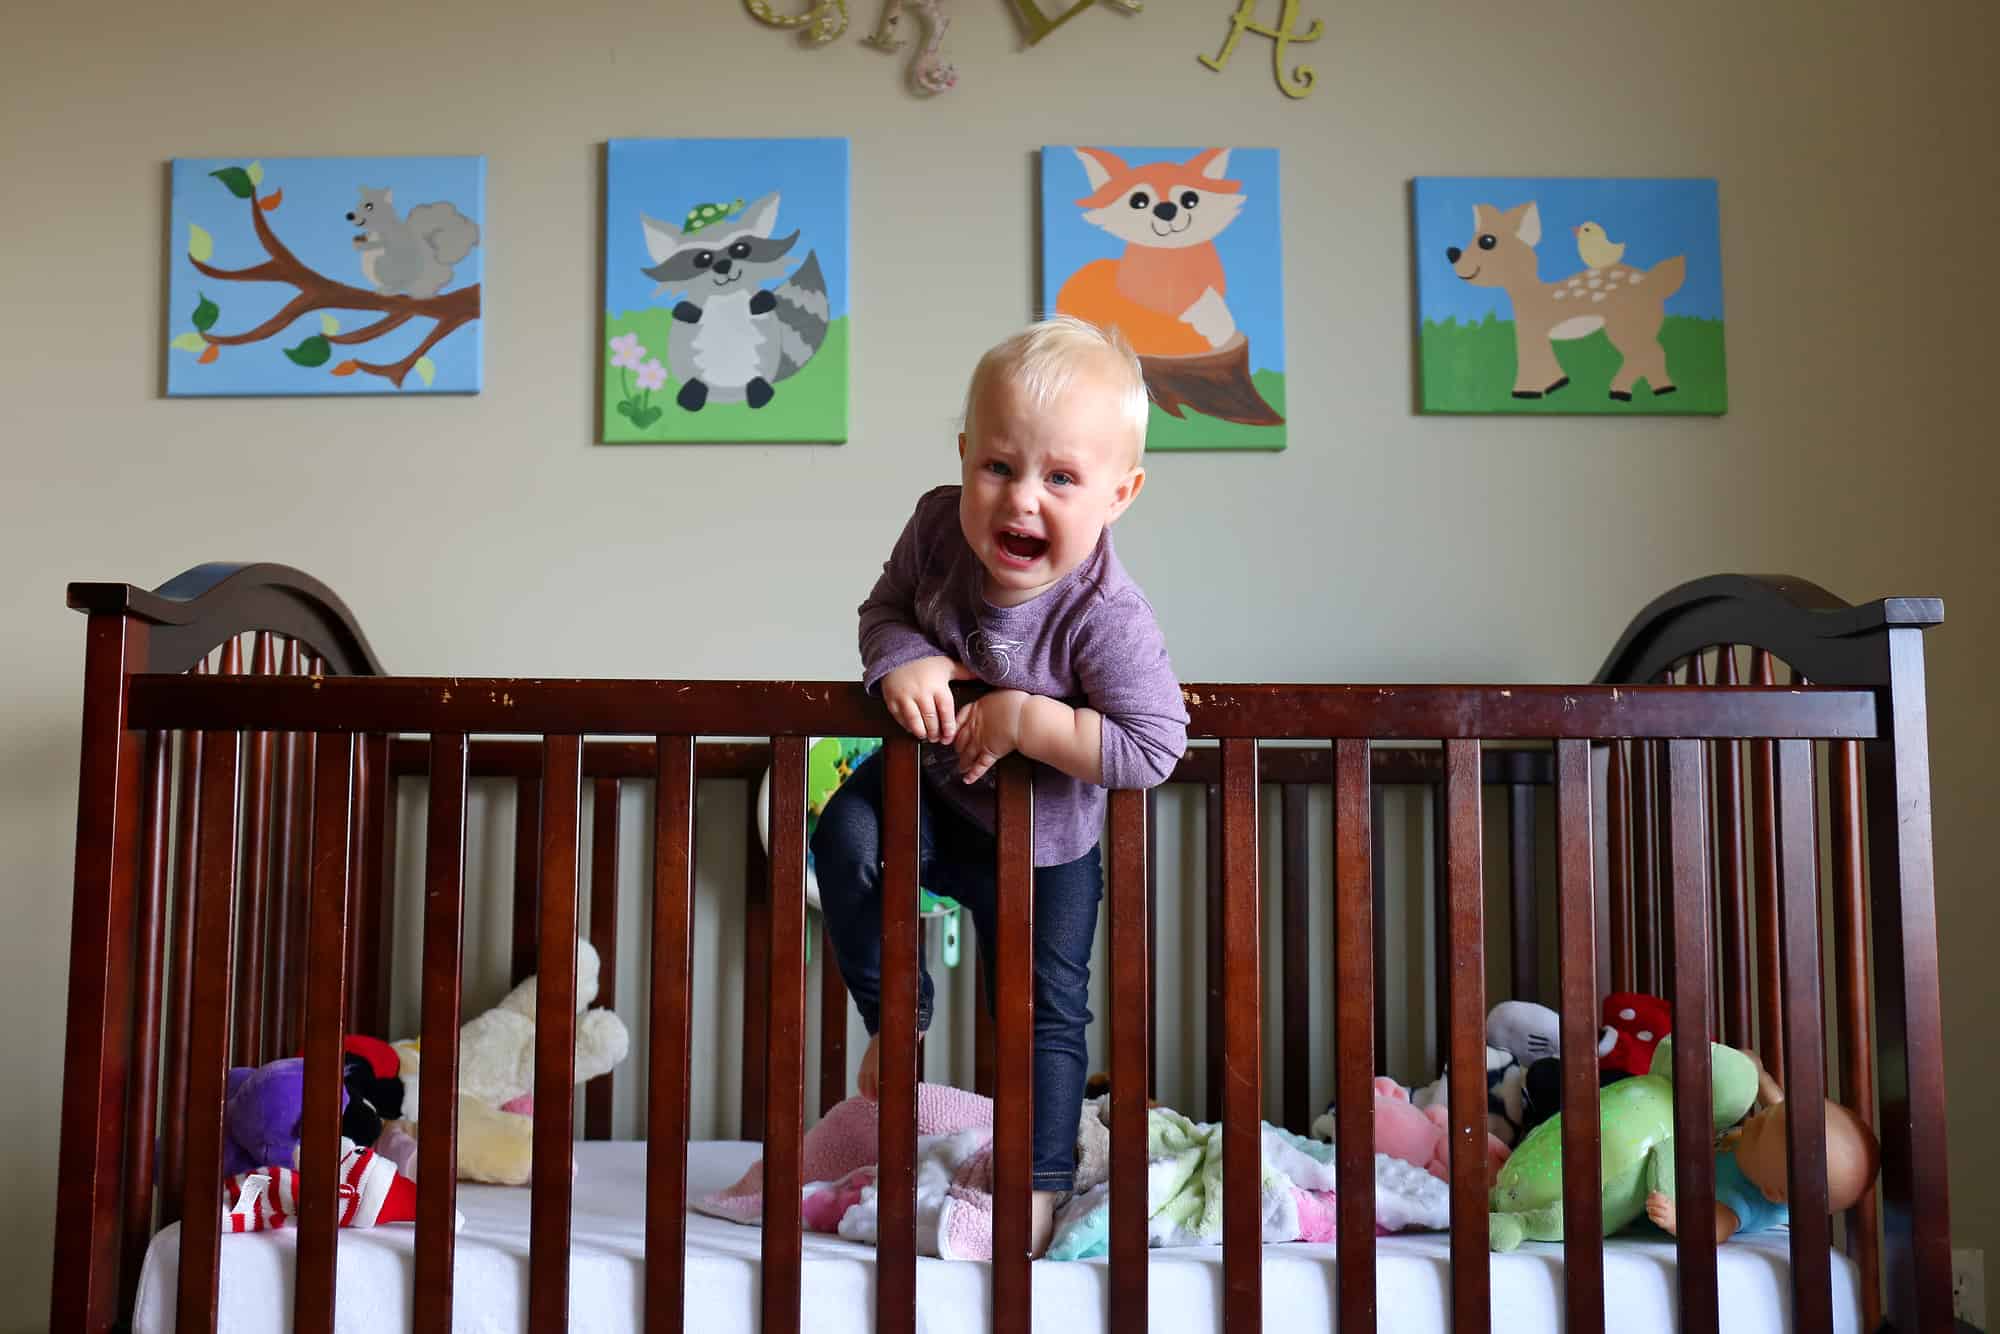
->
<box><xmin>985</xmin><ymin>460</ymin><xmax>1011</xmax><ymax>477</ymax></box>
<box><xmin>1049</xmin><ymin>472</ymin><xmax>1075</xmax><ymax>487</ymax></box>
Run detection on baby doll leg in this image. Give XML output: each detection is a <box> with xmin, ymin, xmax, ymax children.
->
<box><xmin>809</xmin><ymin>754</ymin><xmax>940</xmax><ymax>1053</ymax></box>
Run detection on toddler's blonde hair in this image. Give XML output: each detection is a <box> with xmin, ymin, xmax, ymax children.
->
<box><xmin>963</xmin><ymin>316</ymin><xmax>1149</xmax><ymax>467</ymax></box>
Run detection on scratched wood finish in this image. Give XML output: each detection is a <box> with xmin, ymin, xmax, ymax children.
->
<box><xmin>159</xmin><ymin>713</ymin><xmax>203</xmax><ymax>1232</ymax></box>
<box><xmin>414</xmin><ymin>735</ymin><xmax>468</xmax><ymax>1334</ymax></box>
<box><xmin>992</xmin><ymin>761</ymin><xmax>1034</xmax><ymax>1334</ymax></box>
<box><xmin>1443</xmin><ymin>739</ymin><xmax>1490</xmax><ymax>1332</ymax></box>
<box><xmin>1749</xmin><ymin>650</ymin><xmax>1784</xmax><ymax>1076</ymax></box>
<box><xmin>512</xmin><ymin>776</ymin><xmax>543</xmax><ymax>986</ymax></box>
<box><xmin>1663</xmin><ymin>740</ymin><xmax>1720</xmax><ymax>1333</ymax></box>
<box><xmin>1775</xmin><ymin>738</ymin><xmax>1835</xmax><ymax>1332</ymax></box>
<box><xmin>117</xmin><ymin>729</ymin><xmax>172</xmax><ymax>1319</ymax></box>
<box><xmin>645</xmin><ymin>737</ymin><xmax>696</xmax><ymax>1334</ymax></box>
<box><xmin>1554</xmin><ymin>740</ymin><xmax>1605</xmax><ymax>1334</ymax></box>
<box><xmin>176</xmin><ymin>724</ymin><xmax>242</xmax><ymax>1334</ymax></box>
<box><xmin>1280</xmin><ymin>783</ymin><xmax>1310</xmax><ymax>1132</ymax></box>
<box><xmin>1608</xmin><ymin>741</ymin><xmax>1633</xmax><ymax>993</ymax></box>
<box><xmin>587</xmin><ymin>778</ymin><xmax>621</xmax><ymax>1141</ymax></box>
<box><xmin>529</xmin><ymin>736</ymin><xmax>584</xmax><ymax>1332</ymax></box>
<box><xmin>876</xmin><ymin>736</ymin><xmax>920</xmax><ymax>1334</ymax></box>
<box><xmin>1713</xmin><ymin>646</ymin><xmax>1753</xmax><ymax>1049</ymax></box>
<box><xmin>761</xmin><ymin>737</ymin><xmax>809</xmax><ymax>1334</ymax></box>
<box><xmin>1106</xmin><ymin>787</ymin><xmax>1150</xmax><ymax>1331</ymax></box>
<box><xmin>294</xmin><ymin>734</ymin><xmax>356</xmax><ymax>1334</ymax></box>
<box><xmin>1220</xmin><ymin>739</ymin><xmax>1262</xmax><ymax>1329</ymax></box>
<box><xmin>1831</xmin><ymin>738</ymin><xmax>1883</xmax><ymax>1329</ymax></box>
<box><xmin>1332</xmin><ymin>740</ymin><xmax>1377</xmax><ymax>1331</ymax></box>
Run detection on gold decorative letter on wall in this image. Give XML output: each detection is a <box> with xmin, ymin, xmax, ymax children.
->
<box><xmin>744</xmin><ymin>0</ymin><xmax>850</xmax><ymax>45</ymax></box>
<box><xmin>1009</xmin><ymin>0</ymin><xmax>1141</xmax><ymax>47</ymax></box>
<box><xmin>1200</xmin><ymin>0</ymin><xmax>1323</xmax><ymax>98</ymax></box>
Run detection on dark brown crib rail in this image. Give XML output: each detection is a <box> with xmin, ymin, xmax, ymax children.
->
<box><xmin>53</xmin><ymin>564</ymin><xmax>1951</xmax><ymax>1334</ymax></box>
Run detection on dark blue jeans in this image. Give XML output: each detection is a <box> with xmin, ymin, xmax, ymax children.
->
<box><xmin>810</xmin><ymin>751</ymin><xmax>1102</xmax><ymax>1191</ymax></box>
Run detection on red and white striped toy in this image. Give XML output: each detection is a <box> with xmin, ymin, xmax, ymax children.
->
<box><xmin>222</xmin><ymin>1136</ymin><xmax>418</xmax><ymax>1233</ymax></box>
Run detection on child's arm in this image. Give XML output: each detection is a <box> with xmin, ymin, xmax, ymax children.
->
<box><xmin>859</xmin><ymin>496</ymin><xmax>969</xmax><ymax>741</ymax></box>
<box><xmin>952</xmin><ymin>593</ymin><xmax>1187</xmax><ymax>787</ymax></box>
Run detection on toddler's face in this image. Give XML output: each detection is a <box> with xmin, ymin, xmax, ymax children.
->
<box><xmin>958</xmin><ymin>367</ymin><xmax>1145</xmax><ymax>607</ymax></box>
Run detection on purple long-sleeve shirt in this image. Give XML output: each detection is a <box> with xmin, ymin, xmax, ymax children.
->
<box><xmin>859</xmin><ymin>485</ymin><xmax>1189</xmax><ymax>866</ymax></box>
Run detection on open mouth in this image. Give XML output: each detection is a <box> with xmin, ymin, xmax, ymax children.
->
<box><xmin>995</xmin><ymin>529</ymin><xmax>1048</xmax><ymax>564</ymax></box>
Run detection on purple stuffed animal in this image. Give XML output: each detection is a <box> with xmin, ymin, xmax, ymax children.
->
<box><xmin>221</xmin><ymin>1058</ymin><xmax>346</xmax><ymax>1179</ymax></box>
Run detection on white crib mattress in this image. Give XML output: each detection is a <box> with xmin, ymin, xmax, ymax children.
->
<box><xmin>133</xmin><ymin>1139</ymin><xmax>1860</xmax><ymax>1333</ymax></box>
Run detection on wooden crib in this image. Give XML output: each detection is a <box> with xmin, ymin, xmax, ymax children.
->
<box><xmin>51</xmin><ymin>564</ymin><xmax>1953</xmax><ymax>1333</ymax></box>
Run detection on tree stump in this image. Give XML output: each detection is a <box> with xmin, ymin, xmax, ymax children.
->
<box><xmin>1139</xmin><ymin>333</ymin><xmax>1284</xmax><ymax>426</ymax></box>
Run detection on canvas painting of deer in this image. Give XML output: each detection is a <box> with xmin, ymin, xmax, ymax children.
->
<box><xmin>1413</xmin><ymin>177</ymin><xmax>1726</xmax><ymax>414</ymax></box>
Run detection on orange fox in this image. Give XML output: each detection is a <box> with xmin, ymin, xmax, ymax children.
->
<box><xmin>1056</xmin><ymin>147</ymin><xmax>1246</xmax><ymax>358</ymax></box>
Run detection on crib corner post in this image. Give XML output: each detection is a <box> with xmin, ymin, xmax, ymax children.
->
<box><xmin>53</xmin><ymin>608</ymin><xmax>153</xmax><ymax>1333</ymax></box>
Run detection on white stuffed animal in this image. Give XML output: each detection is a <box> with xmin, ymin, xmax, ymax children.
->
<box><xmin>399</xmin><ymin>938</ymin><xmax>630</xmax><ymax>1119</ymax></box>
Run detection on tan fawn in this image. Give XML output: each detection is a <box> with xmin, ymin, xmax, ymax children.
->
<box><xmin>1446</xmin><ymin>201</ymin><xmax>1685</xmax><ymax>400</ymax></box>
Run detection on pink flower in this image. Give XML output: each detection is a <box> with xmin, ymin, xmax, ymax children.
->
<box><xmin>610</xmin><ymin>332</ymin><xmax>646</xmax><ymax>370</ymax></box>
<box><xmin>635</xmin><ymin>358</ymin><xmax>667</xmax><ymax>392</ymax></box>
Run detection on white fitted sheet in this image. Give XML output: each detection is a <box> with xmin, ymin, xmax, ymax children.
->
<box><xmin>133</xmin><ymin>1139</ymin><xmax>1860</xmax><ymax>1333</ymax></box>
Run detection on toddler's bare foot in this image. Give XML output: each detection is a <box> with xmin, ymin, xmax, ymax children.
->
<box><xmin>856</xmin><ymin>1031</ymin><xmax>923</xmax><ymax>1101</ymax></box>
<box><xmin>1645</xmin><ymin>1189</ymin><xmax>1678</xmax><ymax>1235</ymax></box>
<box><xmin>1031</xmin><ymin>1190</ymin><xmax>1058</xmax><ymax>1258</ymax></box>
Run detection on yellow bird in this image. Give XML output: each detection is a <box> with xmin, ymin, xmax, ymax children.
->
<box><xmin>1575</xmin><ymin>221</ymin><xmax>1626</xmax><ymax>270</ymax></box>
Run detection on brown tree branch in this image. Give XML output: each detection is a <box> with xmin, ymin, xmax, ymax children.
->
<box><xmin>186</xmin><ymin>193</ymin><xmax>481</xmax><ymax>379</ymax></box>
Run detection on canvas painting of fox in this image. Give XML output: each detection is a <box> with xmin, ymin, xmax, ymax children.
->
<box><xmin>1041</xmin><ymin>145</ymin><xmax>1287</xmax><ymax>451</ymax></box>
<box><xmin>1413</xmin><ymin>176</ymin><xmax>1727</xmax><ymax>415</ymax></box>
<box><xmin>603</xmin><ymin>138</ymin><xmax>849</xmax><ymax>444</ymax></box>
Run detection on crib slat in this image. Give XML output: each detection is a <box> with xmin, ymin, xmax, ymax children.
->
<box><xmin>1776</xmin><ymin>739</ymin><xmax>1836</xmax><ymax>1331</ymax></box>
<box><xmin>1713</xmin><ymin>647</ymin><xmax>1751</xmax><ymax>1050</ymax></box>
<box><xmin>1332</xmin><ymin>740</ymin><xmax>1377</xmax><ymax>1330</ymax></box>
<box><xmin>414</xmin><ymin>734</ymin><xmax>469</xmax><ymax>1334</ymax></box>
<box><xmin>1664</xmin><ymin>740</ymin><xmax>1720</xmax><ymax>1333</ymax></box>
<box><xmin>364</xmin><ymin>732</ymin><xmax>396</xmax><ymax>1035</ymax></box>
<box><xmin>530</xmin><ymin>735</ymin><xmax>584</xmax><ymax>1331</ymax></box>
<box><xmin>1281</xmin><ymin>782</ymin><xmax>1310</xmax><ymax>1133</ymax></box>
<box><xmin>118</xmin><ymin>729</ymin><xmax>172</xmax><ymax>1319</ymax></box>
<box><xmin>1749</xmin><ymin>650</ymin><xmax>1784</xmax><ymax>1075</ymax></box>
<box><xmin>1205</xmin><ymin>781</ymin><xmax>1222</xmax><ymax>1124</ymax></box>
<box><xmin>741</xmin><ymin>787</ymin><xmax>770</xmax><ymax>1140</ymax></box>
<box><xmin>232</xmin><ymin>633</ymin><xmax>276</xmax><ymax>1065</ymax></box>
<box><xmin>1608</xmin><ymin>741</ymin><xmax>1633</xmax><ymax>993</ymax></box>
<box><xmin>1631</xmin><ymin>739</ymin><xmax>1660</xmax><ymax>995</ymax></box>
<box><xmin>1443</xmin><ymin>739</ymin><xmax>1490</xmax><ymax>1331</ymax></box>
<box><xmin>1147</xmin><ymin>785</ymin><xmax>1160</xmax><ymax>1097</ymax></box>
<box><xmin>1106</xmin><ymin>787</ymin><xmax>1150</xmax><ymax>1330</ymax></box>
<box><xmin>877</xmin><ymin>735</ymin><xmax>921</xmax><ymax>1334</ymax></box>
<box><xmin>1831</xmin><ymin>739</ymin><xmax>1883</xmax><ymax>1328</ymax></box>
<box><xmin>1221</xmin><ymin>738</ymin><xmax>1262</xmax><ymax>1330</ymax></box>
<box><xmin>1372</xmin><ymin>785</ymin><xmax>1389</xmax><ymax>1069</ymax></box>
<box><xmin>646</xmin><ymin>736</ymin><xmax>696</xmax><ymax>1334</ymax></box>
<box><xmin>993</xmin><ymin>760</ymin><xmax>1034</xmax><ymax>1334</ymax></box>
<box><xmin>819</xmin><ymin>922</ymin><xmax>848</xmax><ymax>1115</ymax></box>
<box><xmin>266</xmin><ymin>640</ymin><xmax>306</xmax><ymax>1057</ymax></box>
<box><xmin>1554</xmin><ymin>740</ymin><xmax>1604</xmax><ymax>1334</ymax></box>
<box><xmin>161</xmin><ymin>710</ymin><xmax>203</xmax><ymax>1230</ymax></box>
<box><xmin>1432</xmin><ymin>780</ymin><xmax>1450</xmax><ymax>1072</ymax></box>
<box><xmin>513</xmin><ymin>775</ymin><xmax>543</xmax><ymax>985</ymax></box>
<box><xmin>587</xmin><ymin>777</ymin><xmax>621</xmax><ymax>1141</ymax></box>
<box><xmin>294</xmin><ymin>734</ymin><xmax>357</xmax><ymax>1334</ymax></box>
<box><xmin>176</xmin><ymin>726</ymin><xmax>242</xmax><ymax>1334</ymax></box>
<box><xmin>344</xmin><ymin>736</ymin><xmax>373</xmax><ymax>1034</ymax></box>
<box><xmin>1509</xmin><ymin>779</ymin><xmax>1538</xmax><ymax>1002</ymax></box>
<box><xmin>762</xmin><ymin>737</ymin><xmax>809</xmax><ymax>1334</ymax></box>
<box><xmin>974</xmin><ymin>954</ymin><xmax>995</xmax><ymax>1099</ymax></box>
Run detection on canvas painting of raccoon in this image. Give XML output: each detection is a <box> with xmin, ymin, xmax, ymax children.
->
<box><xmin>1040</xmin><ymin>145</ymin><xmax>1287</xmax><ymax>451</ymax></box>
<box><xmin>603</xmin><ymin>138</ymin><xmax>849</xmax><ymax>444</ymax></box>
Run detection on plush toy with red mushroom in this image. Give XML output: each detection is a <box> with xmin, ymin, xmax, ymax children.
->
<box><xmin>1599</xmin><ymin>992</ymin><xmax>1672</xmax><ymax>1078</ymax></box>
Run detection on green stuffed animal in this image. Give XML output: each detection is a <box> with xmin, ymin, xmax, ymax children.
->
<box><xmin>1487</xmin><ymin>1037</ymin><xmax>1758</xmax><ymax>1252</ymax></box>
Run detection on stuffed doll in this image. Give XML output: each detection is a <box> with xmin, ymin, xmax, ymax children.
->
<box><xmin>1600</xmin><ymin>992</ymin><xmax>1672</xmax><ymax>1078</ymax></box>
<box><xmin>221</xmin><ymin>1058</ymin><xmax>345</xmax><ymax>1180</ymax></box>
<box><xmin>1644</xmin><ymin>1052</ymin><xmax>1880</xmax><ymax>1243</ymax></box>
<box><xmin>1310</xmin><ymin>1077</ymin><xmax>1512</xmax><ymax>1186</ymax></box>
<box><xmin>336</xmin><ymin>1035</ymin><xmax>405</xmax><ymax>1150</ymax></box>
<box><xmin>385</xmin><ymin>1039</ymin><xmax>548</xmax><ymax>1186</ymax></box>
<box><xmin>1488</xmin><ymin>1037</ymin><xmax>1760</xmax><ymax>1252</ymax></box>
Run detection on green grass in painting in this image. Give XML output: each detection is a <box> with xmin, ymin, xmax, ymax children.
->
<box><xmin>1144</xmin><ymin>371</ymin><xmax>1287</xmax><ymax>451</ymax></box>
<box><xmin>602</xmin><ymin>312</ymin><xmax>848</xmax><ymax>443</ymax></box>
<box><xmin>1419</xmin><ymin>315</ymin><xmax>1727</xmax><ymax>414</ymax></box>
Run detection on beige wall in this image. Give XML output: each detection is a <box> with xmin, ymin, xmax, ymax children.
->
<box><xmin>4</xmin><ymin>0</ymin><xmax>1994</xmax><ymax>1325</ymax></box>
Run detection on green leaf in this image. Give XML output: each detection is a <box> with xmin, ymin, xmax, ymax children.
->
<box><xmin>188</xmin><ymin>224</ymin><xmax>214</xmax><ymax>263</ymax></box>
<box><xmin>192</xmin><ymin>293</ymin><xmax>219</xmax><ymax>333</ymax></box>
<box><xmin>284</xmin><ymin>334</ymin><xmax>332</xmax><ymax>368</ymax></box>
<box><xmin>246</xmin><ymin>161</ymin><xmax>264</xmax><ymax>187</ymax></box>
<box><xmin>632</xmin><ymin>406</ymin><xmax>663</xmax><ymax>429</ymax></box>
<box><xmin>615</xmin><ymin>400</ymin><xmax>636</xmax><ymax>421</ymax></box>
<box><xmin>320</xmin><ymin>313</ymin><xmax>341</xmax><ymax>336</ymax></box>
<box><xmin>169</xmin><ymin>332</ymin><xmax>208</xmax><ymax>353</ymax></box>
<box><xmin>414</xmin><ymin>356</ymin><xmax>435</xmax><ymax>387</ymax></box>
<box><xmin>210</xmin><ymin>166</ymin><xmax>256</xmax><ymax>199</ymax></box>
